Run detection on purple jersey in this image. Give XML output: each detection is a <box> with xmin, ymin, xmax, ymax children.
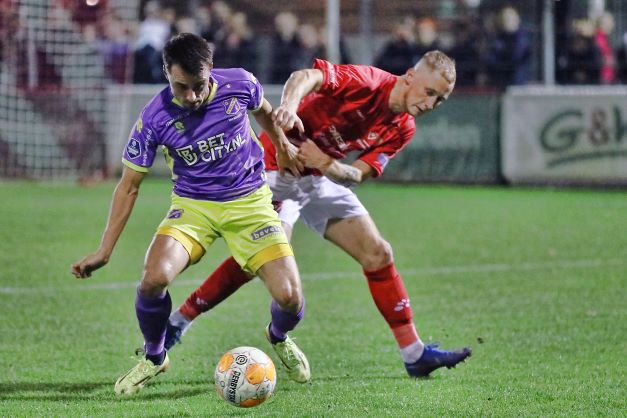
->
<box><xmin>122</xmin><ymin>68</ymin><xmax>266</xmax><ymax>201</ymax></box>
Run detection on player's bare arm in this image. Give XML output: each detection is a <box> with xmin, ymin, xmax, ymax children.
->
<box><xmin>272</xmin><ymin>69</ymin><xmax>324</xmax><ymax>132</ymax></box>
<box><xmin>253</xmin><ymin>98</ymin><xmax>303</xmax><ymax>176</ymax></box>
<box><xmin>297</xmin><ymin>139</ymin><xmax>374</xmax><ymax>187</ymax></box>
<box><xmin>71</xmin><ymin>166</ymin><xmax>145</xmax><ymax>279</ymax></box>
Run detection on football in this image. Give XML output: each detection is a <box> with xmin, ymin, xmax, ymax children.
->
<box><xmin>214</xmin><ymin>346</ymin><xmax>276</xmax><ymax>408</ymax></box>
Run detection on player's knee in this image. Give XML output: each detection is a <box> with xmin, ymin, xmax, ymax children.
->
<box><xmin>138</xmin><ymin>279</ymin><xmax>166</xmax><ymax>297</ymax></box>
<box><xmin>273</xmin><ymin>287</ymin><xmax>303</xmax><ymax>314</ymax></box>
<box><xmin>360</xmin><ymin>239</ymin><xmax>394</xmax><ymax>270</ymax></box>
<box><xmin>140</xmin><ymin>264</ymin><xmax>175</xmax><ymax>295</ymax></box>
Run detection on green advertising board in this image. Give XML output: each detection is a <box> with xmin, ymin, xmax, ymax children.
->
<box><xmin>380</xmin><ymin>93</ymin><xmax>501</xmax><ymax>184</ymax></box>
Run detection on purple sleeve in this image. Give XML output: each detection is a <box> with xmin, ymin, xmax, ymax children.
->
<box><xmin>247</xmin><ymin>72</ymin><xmax>264</xmax><ymax>111</ymax></box>
<box><xmin>122</xmin><ymin>115</ymin><xmax>158</xmax><ymax>172</ymax></box>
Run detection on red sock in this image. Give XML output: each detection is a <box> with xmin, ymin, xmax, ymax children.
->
<box><xmin>180</xmin><ymin>257</ymin><xmax>253</xmax><ymax>319</ymax></box>
<box><xmin>364</xmin><ymin>263</ymin><xmax>420</xmax><ymax>349</ymax></box>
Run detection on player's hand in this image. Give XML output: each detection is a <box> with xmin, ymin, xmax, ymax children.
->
<box><xmin>297</xmin><ymin>139</ymin><xmax>333</xmax><ymax>171</ymax></box>
<box><xmin>272</xmin><ymin>104</ymin><xmax>305</xmax><ymax>133</ymax></box>
<box><xmin>276</xmin><ymin>142</ymin><xmax>304</xmax><ymax>177</ymax></box>
<box><xmin>71</xmin><ymin>251</ymin><xmax>109</xmax><ymax>279</ymax></box>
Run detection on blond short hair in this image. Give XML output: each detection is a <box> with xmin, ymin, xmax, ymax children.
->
<box><xmin>418</xmin><ymin>50</ymin><xmax>456</xmax><ymax>84</ymax></box>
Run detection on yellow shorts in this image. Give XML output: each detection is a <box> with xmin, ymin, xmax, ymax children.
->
<box><xmin>156</xmin><ymin>185</ymin><xmax>293</xmax><ymax>273</ymax></box>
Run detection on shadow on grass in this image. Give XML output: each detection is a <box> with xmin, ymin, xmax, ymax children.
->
<box><xmin>309</xmin><ymin>374</ymin><xmax>404</xmax><ymax>383</ymax></box>
<box><xmin>0</xmin><ymin>380</ymin><xmax>207</xmax><ymax>402</ymax></box>
<box><xmin>0</xmin><ymin>375</ymin><xmax>407</xmax><ymax>404</ymax></box>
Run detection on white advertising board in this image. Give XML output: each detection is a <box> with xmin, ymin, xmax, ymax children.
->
<box><xmin>502</xmin><ymin>86</ymin><xmax>627</xmax><ymax>185</ymax></box>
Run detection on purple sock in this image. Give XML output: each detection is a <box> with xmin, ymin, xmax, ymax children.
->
<box><xmin>135</xmin><ymin>288</ymin><xmax>171</xmax><ymax>357</ymax></box>
<box><xmin>269</xmin><ymin>299</ymin><xmax>305</xmax><ymax>343</ymax></box>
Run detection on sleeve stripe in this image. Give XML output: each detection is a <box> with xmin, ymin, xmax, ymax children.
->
<box><xmin>122</xmin><ymin>159</ymin><xmax>149</xmax><ymax>173</ymax></box>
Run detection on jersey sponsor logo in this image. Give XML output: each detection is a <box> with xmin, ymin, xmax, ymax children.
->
<box><xmin>223</xmin><ymin>97</ymin><xmax>241</xmax><ymax>115</ymax></box>
<box><xmin>135</xmin><ymin>118</ymin><xmax>143</xmax><ymax>133</ymax></box>
<box><xmin>126</xmin><ymin>138</ymin><xmax>142</xmax><ymax>159</ymax></box>
<box><xmin>167</xmin><ymin>208</ymin><xmax>184</xmax><ymax>219</ymax></box>
<box><xmin>165</xmin><ymin>111</ymin><xmax>193</xmax><ymax>129</ymax></box>
<box><xmin>326</xmin><ymin>125</ymin><xmax>347</xmax><ymax>149</ymax></box>
<box><xmin>251</xmin><ymin>225</ymin><xmax>282</xmax><ymax>241</ymax></box>
<box><xmin>176</xmin><ymin>145</ymin><xmax>198</xmax><ymax>165</ymax></box>
<box><xmin>174</xmin><ymin>133</ymin><xmax>246</xmax><ymax>166</ymax></box>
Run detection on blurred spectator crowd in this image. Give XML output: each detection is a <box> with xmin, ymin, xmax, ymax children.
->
<box><xmin>375</xmin><ymin>6</ymin><xmax>627</xmax><ymax>88</ymax></box>
<box><xmin>125</xmin><ymin>0</ymin><xmax>353</xmax><ymax>85</ymax></box>
<box><xmin>1</xmin><ymin>0</ymin><xmax>627</xmax><ymax>88</ymax></box>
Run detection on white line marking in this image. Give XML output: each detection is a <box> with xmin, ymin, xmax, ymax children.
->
<box><xmin>0</xmin><ymin>258</ymin><xmax>624</xmax><ymax>295</ymax></box>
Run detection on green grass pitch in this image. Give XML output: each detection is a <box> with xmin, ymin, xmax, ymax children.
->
<box><xmin>0</xmin><ymin>180</ymin><xmax>625</xmax><ymax>416</ymax></box>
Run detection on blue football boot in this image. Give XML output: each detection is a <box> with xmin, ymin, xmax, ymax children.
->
<box><xmin>405</xmin><ymin>344</ymin><xmax>472</xmax><ymax>378</ymax></box>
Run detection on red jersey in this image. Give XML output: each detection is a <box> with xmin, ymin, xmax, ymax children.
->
<box><xmin>261</xmin><ymin>59</ymin><xmax>416</xmax><ymax>177</ymax></box>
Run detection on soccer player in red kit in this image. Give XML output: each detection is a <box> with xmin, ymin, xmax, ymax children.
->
<box><xmin>166</xmin><ymin>50</ymin><xmax>471</xmax><ymax>378</ymax></box>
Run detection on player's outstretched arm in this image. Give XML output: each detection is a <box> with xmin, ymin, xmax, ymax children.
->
<box><xmin>297</xmin><ymin>139</ymin><xmax>374</xmax><ymax>188</ymax></box>
<box><xmin>71</xmin><ymin>167</ymin><xmax>145</xmax><ymax>279</ymax></box>
<box><xmin>272</xmin><ymin>69</ymin><xmax>323</xmax><ymax>132</ymax></box>
<box><xmin>253</xmin><ymin>98</ymin><xmax>303</xmax><ymax>176</ymax></box>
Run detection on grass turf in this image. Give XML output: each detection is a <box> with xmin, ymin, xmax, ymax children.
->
<box><xmin>0</xmin><ymin>180</ymin><xmax>625</xmax><ymax>417</ymax></box>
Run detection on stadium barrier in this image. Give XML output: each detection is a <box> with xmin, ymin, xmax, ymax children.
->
<box><xmin>380</xmin><ymin>92</ymin><xmax>501</xmax><ymax>184</ymax></box>
<box><xmin>502</xmin><ymin>86</ymin><xmax>627</xmax><ymax>186</ymax></box>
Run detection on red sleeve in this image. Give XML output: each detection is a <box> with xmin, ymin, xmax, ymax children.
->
<box><xmin>357</xmin><ymin>117</ymin><xmax>415</xmax><ymax>177</ymax></box>
<box><xmin>313</xmin><ymin>59</ymin><xmax>384</xmax><ymax>101</ymax></box>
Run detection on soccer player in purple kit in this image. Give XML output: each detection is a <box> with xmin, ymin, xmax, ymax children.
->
<box><xmin>71</xmin><ymin>33</ymin><xmax>310</xmax><ymax>395</ymax></box>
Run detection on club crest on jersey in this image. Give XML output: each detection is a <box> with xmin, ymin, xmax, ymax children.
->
<box><xmin>223</xmin><ymin>97</ymin><xmax>241</xmax><ymax>115</ymax></box>
<box><xmin>174</xmin><ymin>121</ymin><xmax>185</xmax><ymax>133</ymax></box>
<box><xmin>126</xmin><ymin>138</ymin><xmax>142</xmax><ymax>159</ymax></box>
